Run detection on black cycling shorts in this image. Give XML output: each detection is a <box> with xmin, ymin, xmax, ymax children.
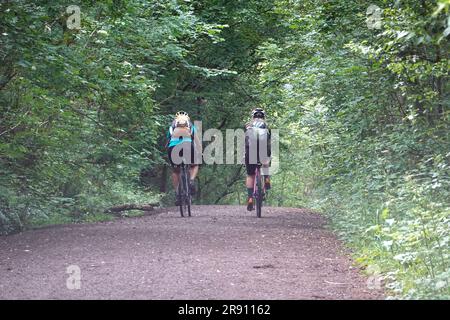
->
<box><xmin>244</xmin><ymin>144</ymin><xmax>271</xmax><ymax>175</ymax></box>
<box><xmin>245</xmin><ymin>163</ymin><xmax>258</xmax><ymax>175</ymax></box>
<box><xmin>168</xmin><ymin>142</ymin><xmax>196</xmax><ymax>166</ymax></box>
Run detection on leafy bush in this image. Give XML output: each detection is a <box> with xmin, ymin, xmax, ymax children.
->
<box><xmin>259</xmin><ymin>0</ymin><xmax>449</xmax><ymax>299</ymax></box>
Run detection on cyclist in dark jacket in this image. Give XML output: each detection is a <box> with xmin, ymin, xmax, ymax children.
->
<box><xmin>244</xmin><ymin>108</ymin><xmax>271</xmax><ymax>211</ymax></box>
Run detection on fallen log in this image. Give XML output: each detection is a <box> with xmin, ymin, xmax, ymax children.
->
<box><xmin>105</xmin><ymin>203</ymin><xmax>159</xmax><ymax>214</ymax></box>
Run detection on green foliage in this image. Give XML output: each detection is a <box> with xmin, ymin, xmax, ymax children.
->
<box><xmin>0</xmin><ymin>0</ymin><xmax>448</xmax><ymax>300</ymax></box>
<box><xmin>256</xmin><ymin>0</ymin><xmax>449</xmax><ymax>299</ymax></box>
<box><xmin>0</xmin><ymin>0</ymin><xmax>224</xmax><ymax>233</ymax></box>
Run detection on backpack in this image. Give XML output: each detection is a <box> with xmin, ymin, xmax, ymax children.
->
<box><xmin>245</xmin><ymin>119</ymin><xmax>271</xmax><ymax>164</ymax></box>
<box><xmin>245</xmin><ymin>119</ymin><xmax>270</xmax><ymax>147</ymax></box>
<box><xmin>169</xmin><ymin>115</ymin><xmax>193</xmax><ymax>140</ymax></box>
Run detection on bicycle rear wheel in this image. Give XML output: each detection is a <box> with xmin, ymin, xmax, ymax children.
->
<box><xmin>255</xmin><ymin>169</ymin><xmax>263</xmax><ymax>218</ymax></box>
<box><xmin>179</xmin><ymin>166</ymin><xmax>186</xmax><ymax>217</ymax></box>
<box><xmin>256</xmin><ymin>198</ymin><xmax>262</xmax><ymax>218</ymax></box>
<box><xmin>178</xmin><ymin>181</ymin><xmax>184</xmax><ymax>218</ymax></box>
<box><xmin>186</xmin><ymin>195</ymin><xmax>191</xmax><ymax>217</ymax></box>
<box><xmin>185</xmin><ymin>166</ymin><xmax>192</xmax><ymax>217</ymax></box>
<box><xmin>179</xmin><ymin>165</ymin><xmax>191</xmax><ymax>217</ymax></box>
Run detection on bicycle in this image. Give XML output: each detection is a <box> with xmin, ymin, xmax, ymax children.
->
<box><xmin>177</xmin><ymin>159</ymin><xmax>192</xmax><ymax>218</ymax></box>
<box><xmin>253</xmin><ymin>163</ymin><xmax>266</xmax><ymax>218</ymax></box>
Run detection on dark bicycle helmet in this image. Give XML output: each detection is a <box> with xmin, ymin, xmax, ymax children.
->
<box><xmin>251</xmin><ymin>108</ymin><xmax>266</xmax><ymax>119</ymax></box>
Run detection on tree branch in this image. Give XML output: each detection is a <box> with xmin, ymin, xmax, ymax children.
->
<box><xmin>104</xmin><ymin>203</ymin><xmax>159</xmax><ymax>214</ymax></box>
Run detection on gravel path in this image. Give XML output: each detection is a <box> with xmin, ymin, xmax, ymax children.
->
<box><xmin>0</xmin><ymin>206</ymin><xmax>383</xmax><ymax>299</ymax></box>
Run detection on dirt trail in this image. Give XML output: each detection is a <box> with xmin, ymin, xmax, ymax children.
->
<box><xmin>0</xmin><ymin>206</ymin><xmax>383</xmax><ymax>299</ymax></box>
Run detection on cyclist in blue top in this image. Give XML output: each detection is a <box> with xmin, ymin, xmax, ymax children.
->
<box><xmin>166</xmin><ymin>111</ymin><xmax>200</xmax><ymax>205</ymax></box>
